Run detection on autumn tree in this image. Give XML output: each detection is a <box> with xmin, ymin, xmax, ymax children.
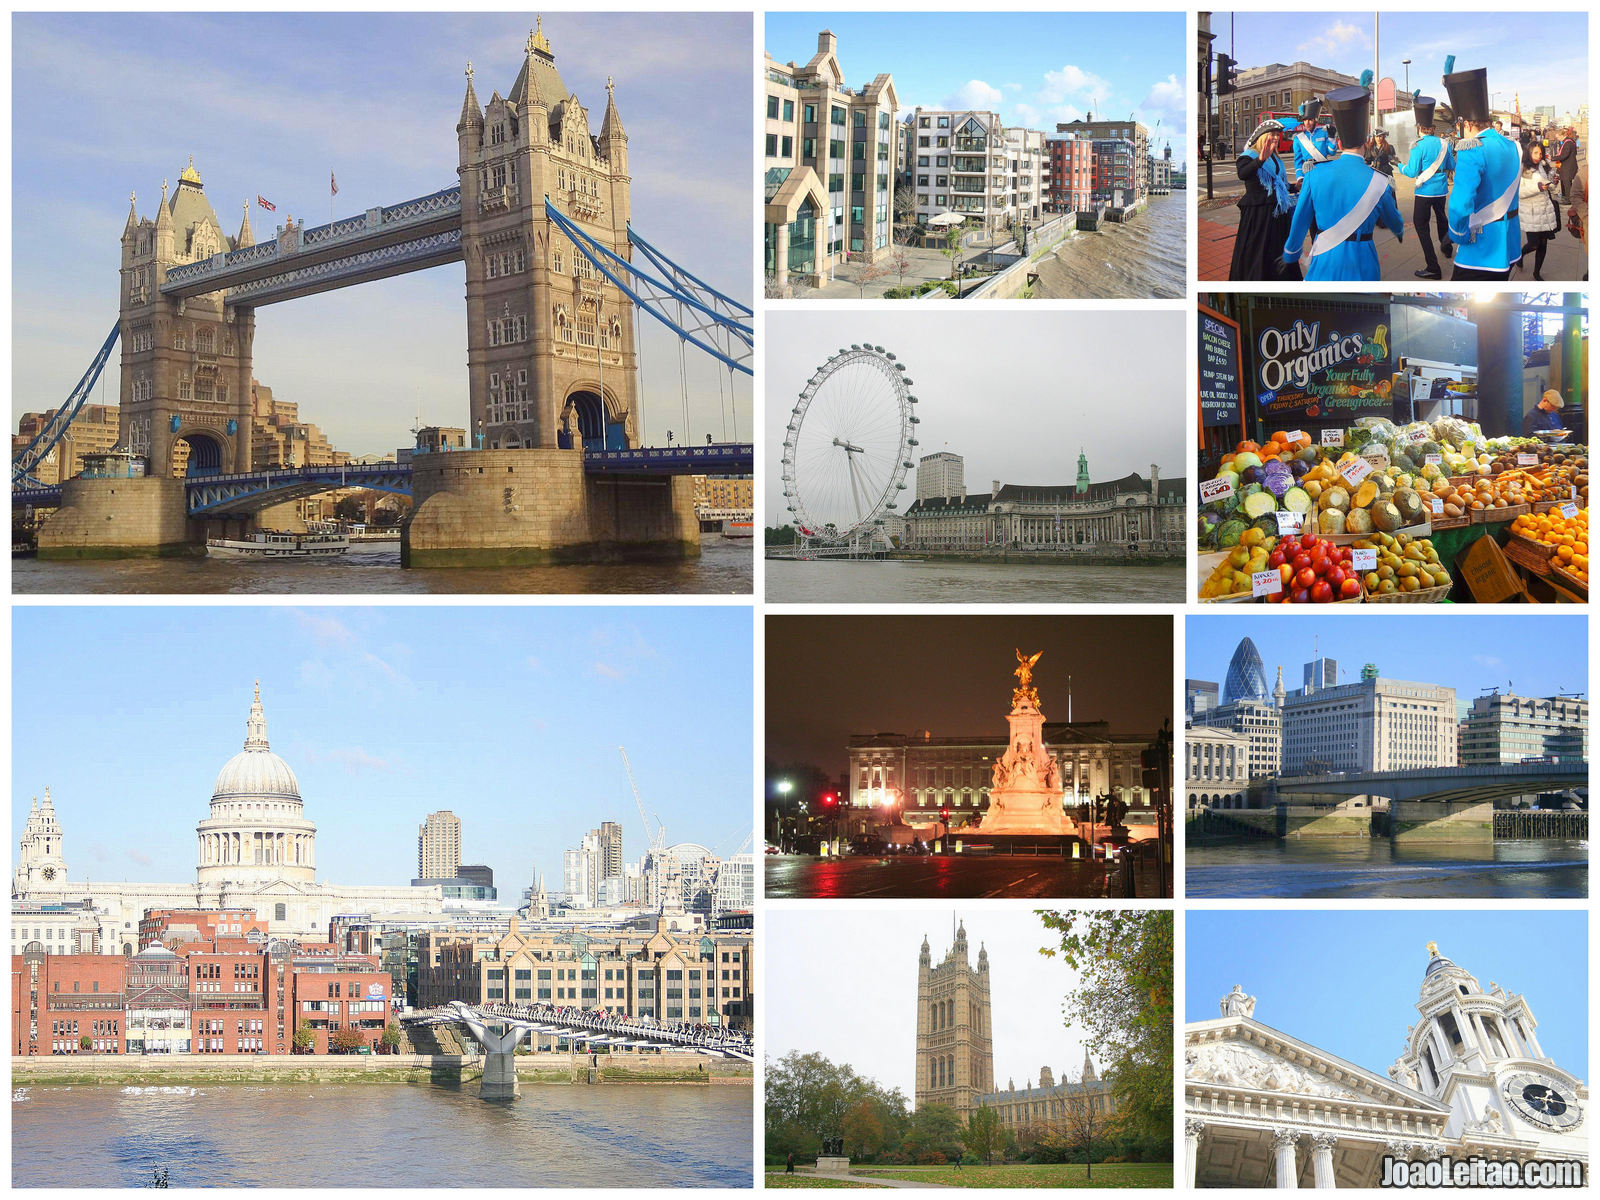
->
<box><xmin>962</xmin><ymin>1103</ymin><xmax>1001</xmax><ymax>1165</ymax></box>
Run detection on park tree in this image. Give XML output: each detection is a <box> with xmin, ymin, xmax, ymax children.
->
<box><xmin>941</xmin><ymin>226</ymin><xmax>964</xmax><ymax>280</ymax></box>
<box><xmin>330</xmin><ymin>1028</ymin><xmax>365</xmax><ymax>1055</ymax></box>
<box><xmin>79</xmin><ymin>1034</ymin><xmax>92</xmax><ymax>1052</ymax></box>
<box><xmin>333</xmin><ymin>495</ymin><xmax>367</xmax><ymax>522</ymax></box>
<box><xmin>380</xmin><ymin>1023</ymin><xmax>402</xmax><ymax>1054</ymax></box>
<box><xmin>886</xmin><ymin>248</ymin><xmax>913</xmax><ymax>287</ymax></box>
<box><xmin>1038</xmin><ymin>910</ymin><xmax>1173</xmax><ymax>1157</ymax></box>
<box><xmin>841</xmin><ymin>1098</ymin><xmax>888</xmax><ymax>1160</ymax></box>
<box><xmin>765</xmin><ymin>1051</ymin><xmax>911</xmax><ymax>1166</ymax></box>
<box><xmin>904</xmin><ymin>1103</ymin><xmax>965</xmax><ymax>1164</ymax></box>
<box><xmin>893</xmin><ymin>184</ymin><xmax>919</xmax><ymax>242</ymax></box>
<box><xmin>962</xmin><ymin>1103</ymin><xmax>1001</xmax><ymax>1165</ymax></box>
<box><xmin>292</xmin><ymin>1019</ymin><xmax>317</xmax><ymax>1054</ymax></box>
<box><xmin>846</xmin><ymin>253</ymin><xmax>892</xmax><ymax>299</ymax></box>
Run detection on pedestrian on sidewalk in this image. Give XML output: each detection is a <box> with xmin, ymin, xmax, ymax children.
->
<box><xmin>1229</xmin><ymin>119</ymin><xmax>1302</xmax><ymax>281</ymax></box>
<box><xmin>1396</xmin><ymin>96</ymin><xmax>1455</xmax><ymax>279</ymax></box>
<box><xmin>1554</xmin><ymin>127</ymin><xmax>1579</xmax><ymax>201</ymax></box>
<box><xmin>1517</xmin><ymin>143</ymin><xmax>1561</xmax><ymax>280</ymax></box>
<box><xmin>1442</xmin><ymin>59</ymin><xmax>1522</xmax><ymax>280</ymax></box>
<box><xmin>1282</xmin><ymin>75</ymin><xmax>1404</xmax><ymax>282</ymax></box>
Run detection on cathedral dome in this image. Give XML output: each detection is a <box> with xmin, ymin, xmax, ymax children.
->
<box><xmin>211</xmin><ymin>683</ymin><xmax>301</xmax><ymax>803</ymax></box>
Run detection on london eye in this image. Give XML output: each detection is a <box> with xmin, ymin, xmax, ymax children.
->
<box><xmin>780</xmin><ymin>344</ymin><xmax>918</xmax><ymax>547</ymax></box>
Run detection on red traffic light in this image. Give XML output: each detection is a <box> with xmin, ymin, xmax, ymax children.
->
<box><xmin>821</xmin><ymin>793</ymin><xmax>837</xmax><ymax>807</ymax></box>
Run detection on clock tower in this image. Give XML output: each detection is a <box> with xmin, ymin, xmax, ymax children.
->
<box><xmin>1392</xmin><ymin>942</ymin><xmax>1586</xmax><ymax>1158</ymax></box>
<box><xmin>14</xmin><ymin>788</ymin><xmax>68</xmax><ymax>895</ymax></box>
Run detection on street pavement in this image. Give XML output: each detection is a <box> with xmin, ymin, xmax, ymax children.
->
<box><xmin>764</xmin><ymin>854</ymin><xmax>1161</xmax><ymax>899</ymax></box>
<box><xmin>1197</xmin><ymin>154</ymin><xmax>1588</xmax><ymax>282</ymax></box>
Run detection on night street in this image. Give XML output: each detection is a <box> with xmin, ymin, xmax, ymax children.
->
<box><xmin>764</xmin><ymin>853</ymin><xmax>1164</xmax><ymax>899</ymax></box>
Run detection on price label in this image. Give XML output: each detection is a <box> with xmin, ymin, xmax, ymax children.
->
<box><xmin>1430</xmin><ymin>496</ymin><xmax>1444</xmax><ymax>514</ymax></box>
<box><xmin>1571</xmin><ymin>485</ymin><xmax>1580</xmax><ymax>500</ymax></box>
<box><xmin>1275</xmin><ymin>510</ymin><xmax>1306</xmax><ymax>534</ymax></box>
<box><xmin>1352</xmin><ymin>547</ymin><xmax>1378</xmax><ymax>571</ymax></box>
<box><xmin>1340</xmin><ymin>457</ymin><xmax>1373</xmax><ymax>487</ymax></box>
<box><xmin>1424</xmin><ymin>454</ymin><xmax>1442</xmax><ymax>466</ymax></box>
<box><xmin>1403</xmin><ymin>427</ymin><xmax>1430</xmax><ymax>445</ymax></box>
<box><xmin>1200</xmin><ymin>476</ymin><xmax>1235</xmax><ymax>503</ymax></box>
<box><xmin>1283</xmin><ymin>430</ymin><xmax>1306</xmax><ymax>445</ymax></box>
<box><xmin>1560</xmin><ymin>501</ymin><xmax>1579</xmax><ymax>520</ymax></box>
<box><xmin>1321</xmin><ymin>428</ymin><xmax>1346</xmax><ymax>447</ymax></box>
<box><xmin>1360</xmin><ymin>444</ymin><xmax>1390</xmax><ymax>464</ymax></box>
<box><xmin>1517</xmin><ymin>453</ymin><xmax>1539</xmax><ymax>467</ymax></box>
<box><xmin>1251</xmin><ymin>569</ymin><xmax>1284</xmax><ymax>597</ymax></box>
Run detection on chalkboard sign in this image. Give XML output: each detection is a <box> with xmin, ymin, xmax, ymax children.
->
<box><xmin>1199</xmin><ymin>305</ymin><xmax>1244</xmax><ymax>429</ymax></box>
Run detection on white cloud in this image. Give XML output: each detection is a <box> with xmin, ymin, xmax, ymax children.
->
<box><xmin>1012</xmin><ymin>103</ymin><xmax>1042</xmax><ymax>129</ymax></box>
<box><xmin>1038</xmin><ymin>64</ymin><xmax>1112</xmax><ymax>108</ymax></box>
<box><xmin>1143</xmin><ymin>74</ymin><xmax>1185</xmax><ymax>118</ymax></box>
<box><xmin>126</xmin><ymin>849</ymin><xmax>153</xmax><ymax>866</ymax></box>
<box><xmin>304</xmin><ymin>746</ymin><xmax>393</xmax><ymax>773</ymax></box>
<box><xmin>291</xmin><ymin>610</ymin><xmax>355</xmax><ymax>647</ymax></box>
<box><xmin>1299</xmin><ymin>19</ymin><xmax>1370</xmax><ymax>58</ymax></box>
<box><xmin>594</xmin><ymin>662</ymin><xmax>625</xmax><ymax>679</ymax></box>
<box><xmin>1003</xmin><ymin>82</ymin><xmax>1022</xmax><ymax>92</ymax></box>
<box><xmin>943</xmin><ymin>79</ymin><xmax>1005</xmax><ymax>111</ymax></box>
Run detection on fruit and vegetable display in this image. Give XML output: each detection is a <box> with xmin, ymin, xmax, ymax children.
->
<box><xmin>1258</xmin><ymin>532</ymin><xmax>1366</xmax><ymax>604</ymax></box>
<box><xmin>1510</xmin><ymin>506</ymin><xmax>1589</xmax><ymax>591</ymax></box>
<box><xmin>1200</xmin><ymin>415</ymin><xmax>1590</xmax><ymax>602</ymax></box>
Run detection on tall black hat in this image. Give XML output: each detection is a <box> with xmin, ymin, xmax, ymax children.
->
<box><xmin>1299</xmin><ymin>98</ymin><xmax>1323</xmax><ymax>122</ymax></box>
<box><xmin>1414</xmin><ymin>96</ymin><xmax>1437</xmax><ymax>128</ymax></box>
<box><xmin>1443</xmin><ymin>67</ymin><xmax>1490</xmax><ymax>125</ymax></box>
<box><xmin>1324</xmin><ymin>84</ymin><xmax>1371</xmax><ymax>147</ymax></box>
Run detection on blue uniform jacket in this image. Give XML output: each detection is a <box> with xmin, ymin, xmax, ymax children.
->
<box><xmin>1292</xmin><ymin>126</ymin><xmax>1338</xmax><ymax>181</ymax></box>
<box><xmin>1283</xmin><ymin>153</ymin><xmax>1405</xmax><ymax>281</ymax></box>
<box><xmin>1397</xmin><ymin>134</ymin><xmax>1454</xmax><ymax>198</ymax></box>
<box><xmin>1447</xmin><ymin>128</ymin><xmax>1522</xmax><ymax>272</ymax></box>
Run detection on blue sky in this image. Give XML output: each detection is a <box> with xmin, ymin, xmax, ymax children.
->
<box><xmin>767</xmin><ymin>12</ymin><xmax>1189</xmax><ymax>168</ymax></box>
<box><xmin>1212</xmin><ymin>11</ymin><xmax>1588</xmax><ymax>116</ymax></box>
<box><xmin>1187</xmin><ymin>613</ymin><xmax>1588</xmax><ymax>702</ymax></box>
<box><xmin>1188</xmin><ymin>910</ymin><xmax>1588</xmax><ymax>1078</ymax></box>
<box><xmin>12</xmin><ymin>13</ymin><xmax>752</xmax><ymax>457</ymax></box>
<box><xmin>12</xmin><ymin>607</ymin><xmax>753</xmax><ymax>895</ymax></box>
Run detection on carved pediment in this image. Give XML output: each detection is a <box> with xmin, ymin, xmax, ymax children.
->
<box><xmin>1187</xmin><ymin>1039</ymin><xmax>1363</xmax><ymax>1101</ymax></box>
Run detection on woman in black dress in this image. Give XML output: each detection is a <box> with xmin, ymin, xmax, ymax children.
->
<box><xmin>1229</xmin><ymin>119</ymin><xmax>1302</xmax><ymax>281</ymax></box>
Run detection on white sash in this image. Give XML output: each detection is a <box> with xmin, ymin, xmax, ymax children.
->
<box><xmin>1415</xmin><ymin>141</ymin><xmax>1447</xmax><ymax>187</ymax></box>
<box><xmin>1296</xmin><ymin>133</ymin><xmax>1330</xmax><ymax>164</ymax></box>
<box><xmin>1469</xmin><ymin>167</ymin><xmax>1520</xmax><ymax>232</ymax></box>
<box><xmin>1309</xmin><ymin>170</ymin><xmax>1389</xmax><ymax>257</ymax></box>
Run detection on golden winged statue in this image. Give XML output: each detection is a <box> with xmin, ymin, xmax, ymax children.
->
<box><xmin>1012</xmin><ymin>649</ymin><xmax>1044</xmax><ymax>710</ymax></box>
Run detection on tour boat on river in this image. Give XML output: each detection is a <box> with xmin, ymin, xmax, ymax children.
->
<box><xmin>206</xmin><ymin>528</ymin><xmax>350</xmax><ymax>559</ymax></box>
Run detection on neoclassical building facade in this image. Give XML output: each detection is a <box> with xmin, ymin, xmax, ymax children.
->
<box><xmin>1185</xmin><ymin>947</ymin><xmax>1587</xmax><ymax>1187</ymax></box>
<box><xmin>14</xmin><ymin>686</ymin><xmax>442</xmax><ymax>953</ymax></box>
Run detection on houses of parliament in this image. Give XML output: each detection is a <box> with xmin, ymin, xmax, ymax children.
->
<box><xmin>916</xmin><ymin>922</ymin><xmax>1118</xmax><ymax>1134</ymax></box>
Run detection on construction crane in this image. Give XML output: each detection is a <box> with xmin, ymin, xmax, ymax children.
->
<box><xmin>619</xmin><ymin>746</ymin><xmax>667</xmax><ymax>858</ymax></box>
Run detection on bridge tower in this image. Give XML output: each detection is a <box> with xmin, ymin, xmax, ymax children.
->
<box><xmin>119</xmin><ymin>160</ymin><xmax>256</xmax><ymax>476</ymax></box>
<box><xmin>456</xmin><ymin>20</ymin><xmax>639</xmax><ymax>452</ymax></box>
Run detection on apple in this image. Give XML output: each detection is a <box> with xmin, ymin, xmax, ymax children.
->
<box><xmin>1292</xmin><ymin>552</ymin><xmax>1312</xmax><ymax>573</ymax></box>
<box><xmin>1340</xmin><ymin>577</ymin><xmax>1362</xmax><ymax>599</ymax></box>
<box><xmin>1300</xmin><ymin>532</ymin><xmax>1318</xmax><ymax>550</ymax></box>
<box><xmin>1290</xmin><ymin>587</ymin><xmax>1311</xmax><ymax>603</ymax></box>
<box><xmin>1278</xmin><ymin>564</ymin><xmax>1295</xmax><ymax>587</ymax></box>
<box><xmin>1295</xmin><ymin>566</ymin><xmax>1317</xmax><ymax>590</ymax></box>
<box><xmin>1311</xmin><ymin>580</ymin><xmax>1334</xmax><ymax>604</ymax></box>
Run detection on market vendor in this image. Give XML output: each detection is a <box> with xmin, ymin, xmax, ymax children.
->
<box><xmin>1521</xmin><ymin>389</ymin><xmax>1566</xmax><ymax>436</ymax></box>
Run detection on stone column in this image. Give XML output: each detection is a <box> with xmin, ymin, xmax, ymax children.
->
<box><xmin>1184</xmin><ymin>1119</ymin><xmax>1205</xmax><ymax>1187</ymax></box>
<box><xmin>1311</xmin><ymin>1133</ymin><xmax>1337</xmax><ymax>1188</ymax></box>
<box><xmin>1272</xmin><ymin>1128</ymin><xmax>1301</xmax><ymax>1188</ymax></box>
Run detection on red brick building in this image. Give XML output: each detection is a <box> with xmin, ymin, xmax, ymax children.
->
<box><xmin>11</xmin><ymin>948</ymin><xmax>126</xmax><ymax>1056</ymax></box>
<box><xmin>1044</xmin><ymin>134</ymin><xmax>1095</xmax><ymax>212</ymax></box>
<box><xmin>140</xmin><ymin>908</ymin><xmax>268</xmax><ymax>949</ymax></box>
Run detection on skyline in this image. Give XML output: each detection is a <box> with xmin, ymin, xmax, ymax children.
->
<box><xmin>12</xmin><ymin>607</ymin><xmax>753</xmax><ymax>896</ymax></box>
<box><xmin>766</xmin><ymin>615</ymin><xmax>1171</xmax><ymax>769</ymax></box>
<box><xmin>1187</xmin><ymin>910</ymin><xmax>1588</xmax><ymax>1080</ymax></box>
<box><xmin>767</xmin><ymin>12</ymin><xmax>1190</xmax><ymax>168</ymax></box>
<box><xmin>1209</xmin><ymin>11</ymin><xmax>1588</xmax><ymax>117</ymax></box>
<box><xmin>12</xmin><ymin>13</ymin><xmax>753</xmax><ymax>457</ymax></box>
<box><xmin>766</xmin><ymin>310</ymin><xmax>1185</xmax><ymax>523</ymax></box>
<box><xmin>1187</xmin><ymin>613</ymin><xmax>1588</xmax><ymax>703</ymax></box>
<box><xmin>766</xmin><ymin>909</ymin><xmax>1089</xmax><ymax>1100</ymax></box>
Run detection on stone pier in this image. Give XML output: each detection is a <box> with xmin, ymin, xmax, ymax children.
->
<box><xmin>401</xmin><ymin>448</ymin><xmax>700</xmax><ymax>568</ymax></box>
<box><xmin>36</xmin><ymin>475</ymin><xmax>200</xmax><ymax>559</ymax></box>
<box><xmin>1389</xmin><ymin>799</ymin><xmax>1495</xmax><ymax>844</ymax></box>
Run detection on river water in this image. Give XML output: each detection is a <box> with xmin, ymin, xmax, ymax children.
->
<box><xmin>1030</xmin><ymin>193</ymin><xmax>1186</xmax><ymax>300</ymax></box>
<box><xmin>1186</xmin><ymin>838</ymin><xmax>1589</xmax><ymax>899</ymax></box>
<box><xmin>12</xmin><ymin>1081</ymin><xmax>753</xmax><ymax>1188</ymax></box>
<box><xmin>765</xmin><ymin>557</ymin><xmax>1183</xmax><ymax>603</ymax></box>
<box><xmin>11</xmin><ymin>538</ymin><xmax>752</xmax><ymax>595</ymax></box>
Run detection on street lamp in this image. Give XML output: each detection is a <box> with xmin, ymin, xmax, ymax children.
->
<box><xmin>1402</xmin><ymin>58</ymin><xmax>1411</xmax><ymax>98</ymax></box>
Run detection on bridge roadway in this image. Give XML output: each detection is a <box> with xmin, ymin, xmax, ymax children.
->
<box><xmin>404</xmin><ymin>1001</ymin><xmax>752</xmax><ymax>1064</ymax></box>
<box><xmin>1246</xmin><ymin>762</ymin><xmax>1589</xmax><ymax>807</ymax></box>
<box><xmin>13</xmin><ymin>444</ymin><xmax>755</xmax><ymax>517</ymax></box>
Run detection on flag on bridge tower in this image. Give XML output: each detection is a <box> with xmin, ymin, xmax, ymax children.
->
<box><xmin>331</xmin><ymin>172</ymin><xmax>338</xmax><ymax>197</ymax></box>
<box><xmin>257</xmin><ymin>195</ymin><xmax>276</xmax><ymax>212</ymax></box>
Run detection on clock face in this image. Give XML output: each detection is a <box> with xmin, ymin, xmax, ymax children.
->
<box><xmin>41</xmin><ymin>867</ymin><xmax>56</xmax><ymax>881</ymax></box>
<box><xmin>1502</xmin><ymin>1071</ymin><xmax>1584</xmax><ymax>1132</ymax></box>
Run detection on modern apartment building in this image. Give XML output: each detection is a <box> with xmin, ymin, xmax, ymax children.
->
<box><xmin>1054</xmin><ymin>118</ymin><xmax>1151</xmax><ymax>198</ymax></box>
<box><xmin>417</xmin><ymin>811</ymin><xmax>463</xmax><ymax>881</ymax></box>
<box><xmin>1281</xmin><ymin>675</ymin><xmax>1458</xmax><ymax>775</ymax></box>
<box><xmin>1044</xmin><ymin>133</ymin><xmax>1096</xmax><ymax>212</ymax></box>
<box><xmin>763</xmin><ymin>30</ymin><xmax>898</xmax><ymax>291</ymax></box>
<box><xmin>915</xmin><ymin>451</ymin><xmax>965</xmax><ymax>501</ymax></box>
<box><xmin>904</xmin><ymin>108</ymin><xmax>1043</xmax><ymax>237</ymax></box>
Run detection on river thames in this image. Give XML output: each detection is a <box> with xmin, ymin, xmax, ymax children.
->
<box><xmin>12</xmin><ymin>1081</ymin><xmax>753</xmax><ymax>1188</ymax></box>
<box><xmin>12</xmin><ymin>537</ymin><xmax>752</xmax><ymax>595</ymax></box>
<box><xmin>1186</xmin><ymin>838</ymin><xmax>1589</xmax><ymax>899</ymax></box>
<box><xmin>1030</xmin><ymin>193</ymin><xmax>1185</xmax><ymax>300</ymax></box>
<box><xmin>765</xmin><ymin>557</ymin><xmax>1182</xmax><ymax>604</ymax></box>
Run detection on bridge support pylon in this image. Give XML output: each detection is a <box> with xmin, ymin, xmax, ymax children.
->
<box><xmin>402</xmin><ymin>448</ymin><xmax>699</xmax><ymax>568</ymax></box>
<box><xmin>36</xmin><ymin>475</ymin><xmax>200</xmax><ymax>559</ymax></box>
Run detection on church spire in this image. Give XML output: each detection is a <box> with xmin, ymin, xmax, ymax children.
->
<box><xmin>154</xmin><ymin>179</ymin><xmax>172</xmax><ymax>231</ymax></box>
<box><xmin>124</xmin><ymin>191</ymin><xmax>139</xmax><ymax>236</ymax></box>
<box><xmin>244</xmin><ymin>680</ymin><xmax>270</xmax><ymax>750</ymax></box>
<box><xmin>458</xmin><ymin>61</ymin><xmax>483</xmax><ymax>131</ymax></box>
<box><xmin>601</xmin><ymin>75</ymin><xmax>626</xmax><ymax>141</ymax></box>
<box><xmin>1082</xmin><ymin>1046</ymin><xmax>1097</xmax><ymax>1082</ymax></box>
<box><xmin>236</xmin><ymin>200</ymin><xmax>255</xmax><ymax>249</ymax></box>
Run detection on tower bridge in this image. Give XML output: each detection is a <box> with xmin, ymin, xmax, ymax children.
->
<box><xmin>17</xmin><ymin>21</ymin><xmax>752</xmax><ymax>566</ymax></box>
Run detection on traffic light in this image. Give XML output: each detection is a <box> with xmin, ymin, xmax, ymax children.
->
<box><xmin>1215</xmin><ymin>53</ymin><xmax>1237</xmax><ymax>97</ymax></box>
<box><xmin>820</xmin><ymin>792</ymin><xmax>837</xmax><ymax>809</ymax></box>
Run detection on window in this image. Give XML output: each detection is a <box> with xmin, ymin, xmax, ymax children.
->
<box><xmin>274</xmin><ymin>904</ymin><xmax>286</xmax><ymax>921</ymax></box>
<box><xmin>783</xmin><ymin>99</ymin><xmax>794</xmax><ymax>121</ymax></box>
<box><xmin>803</xmin><ymin>103</ymin><xmax>816</xmax><ymax>123</ymax></box>
<box><xmin>781</xmin><ymin>135</ymin><xmax>793</xmax><ymax>158</ymax></box>
<box><xmin>766</xmin><ymin>96</ymin><xmax>779</xmax><ymax>119</ymax></box>
<box><xmin>831</xmin><ymin>106</ymin><xmax>845</xmax><ymax>126</ymax></box>
<box><xmin>765</xmin><ymin>134</ymin><xmax>777</xmax><ymax>157</ymax></box>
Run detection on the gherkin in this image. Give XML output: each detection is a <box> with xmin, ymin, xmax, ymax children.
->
<box><xmin>1222</xmin><ymin>637</ymin><xmax>1270</xmax><ymax>704</ymax></box>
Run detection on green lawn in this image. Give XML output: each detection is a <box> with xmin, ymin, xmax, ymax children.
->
<box><xmin>849</xmin><ymin>1163</ymin><xmax>1173</xmax><ymax>1189</ymax></box>
<box><xmin>764</xmin><ymin>1174</ymin><xmax>886</xmax><ymax>1188</ymax></box>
